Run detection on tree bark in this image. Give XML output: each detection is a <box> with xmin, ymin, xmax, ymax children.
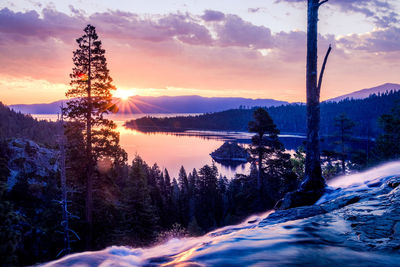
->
<box><xmin>302</xmin><ymin>0</ymin><xmax>327</xmax><ymax>191</ymax></box>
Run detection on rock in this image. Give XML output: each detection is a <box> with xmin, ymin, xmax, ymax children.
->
<box><xmin>5</xmin><ymin>138</ymin><xmax>59</xmax><ymax>190</ymax></box>
<box><xmin>276</xmin><ymin>189</ymin><xmax>325</xmax><ymax>210</ymax></box>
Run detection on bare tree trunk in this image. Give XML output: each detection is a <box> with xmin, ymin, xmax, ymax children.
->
<box><xmin>258</xmin><ymin>148</ymin><xmax>262</xmax><ymax>189</ymax></box>
<box><xmin>302</xmin><ymin>0</ymin><xmax>329</xmax><ymax>191</ymax></box>
<box><xmin>341</xmin><ymin>121</ymin><xmax>344</xmax><ymax>173</ymax></box>
<box><xmin>86</xmin><ymin>34</ymin><xmax>93</xmax><ymax>249</ymax></box>
<box><xmin>60</xmin><ymin>107</ymin><xmax>71</xmax><ymax>255</ymax></box>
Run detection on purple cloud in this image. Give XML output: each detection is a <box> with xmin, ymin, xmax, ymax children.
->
<box><xmin>276</xmin><ymin>0</ymin><xmax>398</xmax><ymax>27</ymax></box>
<box><xmin>216</xmin><ymin>15</ymin><xmax>273</xmax><ymax>49</ymax></box>
<box><xmin>201</xmin><ymin>10</ymin><xmax>225</xmax><ymax>22</ymax></box>
<box><xmin>248</xmin><ymin>7</ymin><xmax>261</xmax><ymax>13</ymax></box>
<box><xmin>0</xmin><ymin>5</ymin><xmax>398</xmax><ymax>87</ymax></box>
<box><xmin>339</xmin><ymin>27</ymin><xmax>400</xmax><ymax>52</ymax></box>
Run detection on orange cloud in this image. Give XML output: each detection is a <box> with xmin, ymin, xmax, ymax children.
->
<box><xmin>0</xmin><ymin>7</ymin><xmax>399</xmax><ymax>105</ymax></box>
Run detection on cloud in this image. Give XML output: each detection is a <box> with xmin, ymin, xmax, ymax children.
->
<box><xmin>339</xmin><ymin>27</ymin><xmax>400</xmax><ymax>52</ymax></box>
<box><xmin>248</xmin><ymin>8</ymin><xmax>261</xmax><ymax>13</ymax></box>
<box><xmin>276</xmin><ymin>0</ymin><xmax>398</xmax><ymax>27</ymax></box>
<box><xmin>216</xmin><ymin>15</ymin><xmax>273</xmax><ymax>49</ymax></box>
<box><xmin>201</xmin><ymin>10</ymin><xmax>225</xmax><ymax>22</ymax></box>
<box><xmin>0</xmin><ymin>6</ymin><xmax>399</xmax><ymax>104</ymax></box>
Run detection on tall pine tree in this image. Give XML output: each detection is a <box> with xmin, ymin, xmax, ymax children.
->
<box><xmin>65</xmin><ymin>24</ymin><xmax>122</xmax><ymax>247</ymax></box>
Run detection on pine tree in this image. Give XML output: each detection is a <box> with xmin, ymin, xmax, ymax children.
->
<box><xmin>248</xmin><ymin>108</ymin><xmax>296</xmax><ymax>204</ymax></box>
<box><xmin>64</xmin><ymin>24</ymin><xmax>123</xmax><ymax>246</ymax></box>
<box><xmin>120</xmin><ymin>156</ymin><xmax>158</xmax><ymax>243</ymax></box>
<box><xmin>248</xmin><ymin>108</ymin><xmax>280</xmax><ymax>189</ymax></box>
<box><xmin>196</xmin><ymin>164</ymin><xmax>219</xmax><ymax>229</ymax></box>
<box><xmin>333</xmin><ymin>113</ymin><xmax>355</xmax><ymax>173</ymax></box>
<box><xmin>374</xmin><ymin>104</ymin><xmax>400</xmax><ymax>161</ymax></box>
<box><xmin>178</xmin><ymin>166</ymin><xmax>189</xmax><ymax>193</ymax></box>
<box><xmin>178</xmin><ymin>166</ymin><xmax>189</xmax><ymax>226</ymax></box>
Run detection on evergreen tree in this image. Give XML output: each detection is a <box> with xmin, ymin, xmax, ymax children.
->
<box><xmin>291</xmin><ymin>146</ymin><xmax>306</xmax><ymax>179</ymax></box>
<box><xmin>248</xmin><ymin>108</ymin><xmax>280</xmax><ymax>189</ymax></box>
<box><xmin>178</xmin><ymin>166</ymin><xmax>190</xmax><ymax>226</ymax></box>
<box><xmin>119</xmin><ymin>156</ymin><xmax>158</xmax><ymax>244</ymax></box>
<box><xmin>178</xmin><ymin>166</ymin><xmax>189</xmax><ymax>194</ymax></box>
<box><xmin>248</xmin><ymin>108</ymin><xmax>297</xmax><ymax>205</ymax></box>
<box><xmin>188</xmin><ymin>169</ymin><xmax>198</xmax><ymax>220</ymax></box>
<box><xmin>333</xmin><ymin>113</ymin><xmax>355</xmax><ymax>173</ymax></box>
<box><xmin>64</xmin><ymin>24</ymin><xmax>123</xmax><ymax>246</ymax></box>
<box><xmin>195</xmin><ymin>164</ymin><xmax>219</xmax><ymax>229</ymax></box>
<box><xmin>374</xmin><ymin>104</ymin><xmax>400</xmax><ymax>161</ymax></box>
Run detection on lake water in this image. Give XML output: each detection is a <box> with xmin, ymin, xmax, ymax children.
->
<box><xmin>32</xmin><ymin>113</ymin><xmax>306</xmax><ymax>179</ymax></box>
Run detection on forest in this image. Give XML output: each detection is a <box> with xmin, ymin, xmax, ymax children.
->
<box><xmin>125</xmin><ymin>90</ymin><xmax>400</xmax><ymax>138</ymax></box>
<box><xmin>1</xmin><ymin>96</ymin><xmax>400</xmax><ymax>265</ymax></box>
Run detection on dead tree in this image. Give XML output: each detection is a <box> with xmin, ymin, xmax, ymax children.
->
<box><xmin>301</xmin><ymin>0</ymin><xmax>332</xmax><ymax>191</ymax></box>
<box><xmin>56</xmin><ymin>105</ymin><xmax>80</xmax><ymax>257</ymax></box>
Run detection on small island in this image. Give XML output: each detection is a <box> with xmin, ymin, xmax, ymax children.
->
<box><xmin>210</xmin><ymin>141</ymin><xmax>249</xmax><ymax>163</ymax></box>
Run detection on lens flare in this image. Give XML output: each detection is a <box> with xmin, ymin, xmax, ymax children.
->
<box><xmin>113</xmin><ymin>89</ymin><xmax>135</xmax><ymax>100</ymax></box>
<box><xmin>78</xmin><ymin>73</ymin><xmax>88</xmax><ymax>81</ymax></box>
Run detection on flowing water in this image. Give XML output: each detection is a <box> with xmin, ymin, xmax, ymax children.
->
<box><xmin>43</xmin><ymin>161</ymin><xmax>400</xmax><ymax>267</ymax></box>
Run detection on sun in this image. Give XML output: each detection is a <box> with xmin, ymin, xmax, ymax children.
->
<box><xmin>113</xmin><ymin>88</ymin><xmax>135</xmax><ymax>100</ymax></box>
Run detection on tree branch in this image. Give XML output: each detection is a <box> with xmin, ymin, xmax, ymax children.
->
<box><xmin>317</xmin><ymin>44</ymin><xmax>332</xmax><ymax>94</ymax></box>
<box><xmin>318</xmin><ymin>0</ymin><xmax>329</xmax><ymax>7</ymax></box>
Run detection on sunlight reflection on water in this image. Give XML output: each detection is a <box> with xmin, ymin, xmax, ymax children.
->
<box><xmin>32</xmin><ymin>114</ymin><xmax>306</xmax><ymax>179</ymax></box>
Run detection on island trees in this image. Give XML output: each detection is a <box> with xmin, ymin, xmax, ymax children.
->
<box><xmin>65</xmin><ymin>24</ymin><xmax>126</xmax><ymax>247</ymax></box>
<box><xmin>302</xmin><ymin>0</ymin><xmax>331</xmax><ymax>191</ymax></box>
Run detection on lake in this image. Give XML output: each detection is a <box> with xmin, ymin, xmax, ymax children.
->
<box><xmin>32</xmin><ymin>113</ymin><xmax>306</xmax><ymax>179</ymax></box>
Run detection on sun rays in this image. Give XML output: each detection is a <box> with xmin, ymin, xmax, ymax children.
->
<box><xmin>113</xmin><ymin>88</ymin><xmax>135</xmax><ymax>100</ymax></box>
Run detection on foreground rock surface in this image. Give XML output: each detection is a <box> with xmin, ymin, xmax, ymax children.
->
<box><xmin>44</xmin><ymin>162</ymin><xmax>400</xmax><ymax>267</ymax></box>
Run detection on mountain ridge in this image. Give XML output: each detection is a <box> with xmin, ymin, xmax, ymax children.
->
<box><xmin>326</xmin><ymin>83</ymin><xmax>400</xmax><ymax>102</ymax></box>
<box><xmin>9</xmin><ymin>96</ymin><xmax>288</xmax><ymax>114</ymax></box>
<box><xmin>8</xmin><ymin>83</ymin><xmax>400</xmax><ymax>114</ymax></box>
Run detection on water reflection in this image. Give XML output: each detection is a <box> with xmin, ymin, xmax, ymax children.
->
<box><xmin>32</xmin><ymin>113</ymin><xmax>307</xmax><ymax>179</ymax></box>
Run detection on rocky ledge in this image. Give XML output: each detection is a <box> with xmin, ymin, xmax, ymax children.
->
<box><xmin>261</xmin><ymin>173</ymin><xmax>400</xmax><ymax>252</ymax></box>
<box><xmin>5</xmin><ymin>138</ymin><xmax>59</xmax><ymax>189</ymax></box>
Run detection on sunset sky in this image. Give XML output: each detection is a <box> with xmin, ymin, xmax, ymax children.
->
<box><xmin>1</xmin><ymin>0</ymin><xmax>399</xmax><ymax>104</ymax></box>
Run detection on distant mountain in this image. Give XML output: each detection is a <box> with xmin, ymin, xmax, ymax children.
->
<box><xmin>9</xmin><ymin>96</ymin><xmax>288</xmax><ymax>114</ymax></box>
<box><xmin>326</xmin><ymin>83</ymin><xmax>400</xmax><ymax>102</ymax></box>
<box><xmin>9</xmin><ymin>100</ymin><xmax>67</xmax><ymax>114</ymax></box>
<box><xmin>126</xmin><ymin>90</ymin><xmax>400</xmax><ymax>138</ymax></box>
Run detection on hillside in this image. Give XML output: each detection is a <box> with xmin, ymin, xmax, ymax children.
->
<box><xmin>125</xmin><ymin>90</ymin><xmax>400</xmax><ymax>138</ymax></box>
<box><xmin>327</xmin><ymin>83</ymin><xmax>400</xmax><ymax>102</ymax></box>
<box><xmin>0</xmin><ymin>102</ymin><xmax>58</xmax><ymax>145</ymax></box>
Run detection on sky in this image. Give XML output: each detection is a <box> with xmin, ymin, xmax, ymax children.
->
<box><xmin>1</xmin><ymin>0</ymin><xmax>399</xmax><ymax>104</ymax></box>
